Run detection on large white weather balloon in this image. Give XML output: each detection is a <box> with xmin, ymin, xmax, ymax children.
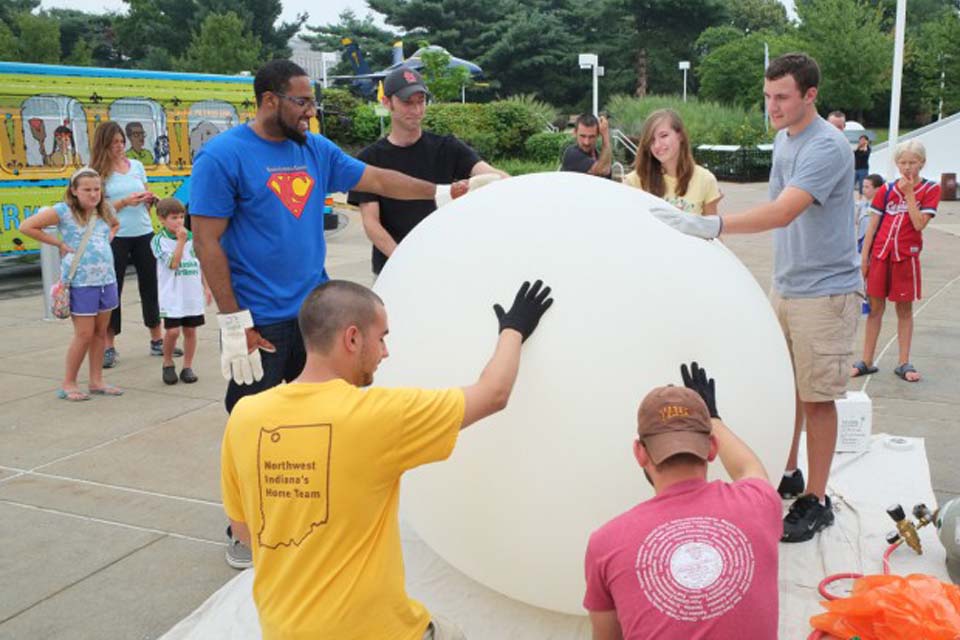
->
<box><xmin>373</xmin><ymin>172</ymin><xmax>794</xmax><ymax>615</ymax></box>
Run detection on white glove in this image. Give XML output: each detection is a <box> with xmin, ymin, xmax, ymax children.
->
<box><xmin>435</xmin><ymin>183</ymin><xmax>454</xmax><ymax>209</ymax></box>
<box><xmin>468</xmin><ymin>173</ymin><xmax>503</xmax><ymax>190</ymax></box>
<box><xmin>650</xmin><ymin>204</ymin><xmax>722</xmax><ymax>240</ymax></box>
<box><xmin>217</xmin><ymin>310</ymin><xmax>263</xmax><ymax>386</ymax></box>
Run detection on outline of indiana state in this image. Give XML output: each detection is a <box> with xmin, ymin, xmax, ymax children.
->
<box><xmin>256</xmin><ymin>423</ymin><xmax>332</xmax><ymax>549</ymax></box>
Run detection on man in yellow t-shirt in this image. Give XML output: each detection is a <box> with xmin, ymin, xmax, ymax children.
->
<box><xmin>221</xmin><ymin>279</ymin><xmax>554</xmax><ymax>640</ymax></box>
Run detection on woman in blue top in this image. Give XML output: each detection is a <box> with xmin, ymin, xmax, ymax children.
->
<box><xmin>90</xmin><ymin>121</ymin><xmax>175</xmax><ymax>367</ymax></box>
<box><xmin>21</xmin><ymin>167</ymin><xmax>123</xmax><ymax>400</ymax></box>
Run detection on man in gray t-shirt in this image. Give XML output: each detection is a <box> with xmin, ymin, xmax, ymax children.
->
<box><xmin>649</xmin><ymin>53</ymin><xmax>860</xmax><ymax>544</ymax></box>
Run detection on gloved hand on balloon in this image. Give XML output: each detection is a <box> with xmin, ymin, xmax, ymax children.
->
<box><xmin>681</xmin><ymin>361</ymin><xmax>721</xmax><ymax>419</ymax></box>
<box><xmin>437</xmin><ymin>173</ymin><xmax>504</xmax><ymax>207</ymax></box>
<box><xmin>651</xmin><ymin>203</ymin><xmax>722</xmax><ymax>240</ymax></box>
<box><xmin>493</xmin><ymin>280</ymin><xmax>554</xmax><ymax>342</ymax></box>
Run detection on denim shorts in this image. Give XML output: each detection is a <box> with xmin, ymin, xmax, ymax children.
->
<box><xmin>70</xmin><ymin>283</ymin><xmax>119</xmax><ymax>316</ymax></box>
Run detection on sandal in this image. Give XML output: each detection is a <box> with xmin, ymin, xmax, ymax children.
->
<box><xmin>89</xmin><ymin>384</ymin><xmax>124</xmax><ymax>396</ymax></box>
<box><xmin>57</xmin><ymin>388</ymin><xmax>90</xmax><ymax>402</ymax></box>
<box><xmin>850</xmin><ymin>360</ymin><xmax>878</xmax><ymax>378</ymax></box>
<box><xmin>894</xmin><ymin>363</ymin><xmax>920</xmax><ymax>383</ymax></box>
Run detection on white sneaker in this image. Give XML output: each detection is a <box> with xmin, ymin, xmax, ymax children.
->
<box><xmin>225</xmin><ymin>526</ymin><xmax>252</xmax><ymax>569</ymax></box>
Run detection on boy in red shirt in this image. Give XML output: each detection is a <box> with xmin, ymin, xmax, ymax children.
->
<box><xmin>851</xmin><ymin>140</ymin><xmax>940</xmax><ymax>382</ymax></box>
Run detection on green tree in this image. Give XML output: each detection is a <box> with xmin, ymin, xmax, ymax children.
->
<box><xmin>48</xmin><ymin>8</ymin><xmax>119</xmax><ymax>67</ymax></box>
<box><xmin>623</xmin><ymin>0</ymin><xmax>729</xmax><ymax>97</ymax></box>
<box><xmin>795</xmin><ymin>0</ymin><xmax>890</xmax><ymax>114</ymax></box>
<box><xmin>177</xmin><ymin>11</ymin><xmax>262</xmax><ymax>74</ymax></box>
<box><xmin>728</xmin><ymin>0</ymin><xmax>790</xmax><ymax>33</ymax></box>
<box><xmin>695</xmin><ymin>25</ymin><xmax>745</xmax><ymax>58</ymax></box>
<box><xmin>0</xmin><ymin>0</ymin><xmax>39</xmax><ymax>30</ymax></box>
<box><xmin>16</xmin><ymin>12</ymin><xmax>61</xmax><ymax>63</ymax></box>
<box><xmin>63</xmin><ymin>38</ymin><xmax>93</xmax><ymax>65</ymax></box>
<box><xmin>303</xmin><ymin>9</ymin><xmax>401</xmax><ymax>76</ymax></box>
<box><xmin>117</xmin><ymin>0</ymin><xmax>302</xmax><ymax>69</ymax></box>
<box><xmin>697</xmin><ymin>32</ymin><xmax>798</xmax><ymax>108</ymax></box>
<box><xmin>418</xmin><ymin>42</ymin><xmax>472</xmax><ymax>101</ymax></box>
<box><xmin>0</xmin><ymin>21</ymin><xmax>17</xmax><ymax>59</ymax></box>
<box><xmin>912</xmin><ymin>13</ymin><xmax>960</xmax><ymax>121</ymax></box>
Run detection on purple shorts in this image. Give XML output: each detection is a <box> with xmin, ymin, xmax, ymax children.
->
<box><xmin>70</xmin><ymin>283</ymin><xmax>119</xmax><ymax>316</ymax></box>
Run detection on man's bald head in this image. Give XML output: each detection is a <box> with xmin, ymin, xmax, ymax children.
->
<box><xmin>299</xmin><ymin>281</ymin><xmax>384</xmax><ymax>354</ymax></box>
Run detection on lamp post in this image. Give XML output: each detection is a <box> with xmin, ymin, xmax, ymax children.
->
<box><xmin>678</xmin><ymin>61</ymin><xmax>690</xmax><ymax>102</ymax></box>
<box><xmin>320</xmin><ymin>52</ymin><xmax>338</xmax><ymax>89</ymax></box>
<box><xmin>887</xmin><ymin>0</ymin><xmax>907</xmax><ymax>177</ymax></box>
<box><xmin>578</xmin><ymin>53</ymin><xmax>603</xmax><ymax>116</ymax></box>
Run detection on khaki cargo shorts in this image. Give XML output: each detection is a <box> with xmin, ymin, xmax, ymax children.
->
<box><xmin>770</xmin><ymin>291</ymin><xmax>859</xmax><ymax>403</ymax></box>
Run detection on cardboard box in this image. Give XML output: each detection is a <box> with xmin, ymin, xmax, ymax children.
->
<box><xmin>836</xmin><ymin>390</ymin><xmax>872</xmax><ymax>452</ymax></box>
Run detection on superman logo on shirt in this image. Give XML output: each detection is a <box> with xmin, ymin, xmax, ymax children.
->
<box><xmin>267</xmin><ymin>171</ymin><xmax>315</xmax><ymax>218</ymax></box>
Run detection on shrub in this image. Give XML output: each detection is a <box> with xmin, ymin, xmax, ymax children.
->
<box><xmin>350</xmin><ymin>103</ymin><xmax>383</xmax><ymax>145</ymax></box>
<box><xmin>503</xmin><ymin>94</ymin><xmax>560</xmax><ymax>133</ymax></box>
<box><xmin>319</xmin><ymin>88</ymin><xmax>362</xmax><ymax>144</ymax></box>
<box><xmin>486</xmin><ymin>100</ymin><xmax>542</xmax><ymax>156</ymax></box>
<box><xmin>525</xmin><ymin>131</ymin><xmax>572</xmax><ymax>164</ymax></box>
<box><xmin>495</xmin><ymin>158</ymin><xmax>557</xmax><ymax>176</ymax></box>
<box><xmin>606</xmin><ymin>94</ymin><xmax>770</xmax><ymax>147</ymax></box>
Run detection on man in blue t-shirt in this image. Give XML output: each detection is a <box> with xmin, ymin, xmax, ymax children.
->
<box><xmin>191</xmin><ymin>60</ymin><xmax>453</xmax><ymax>568</ymax></box>
<box><xmin>649</xmin><ymin>53</ymin><xmax>860</xmax><ymax>545</ymax></box>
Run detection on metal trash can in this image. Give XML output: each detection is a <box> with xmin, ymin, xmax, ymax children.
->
<box><xmin>941</xmin><ymin>173</ymin><xmax>957</xmax><ymax>201</ymax></box>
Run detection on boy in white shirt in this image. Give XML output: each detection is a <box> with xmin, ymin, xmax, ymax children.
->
<box><xmin>151</xmin><ymin>198</ymin><xmax>210</xmax><ymax>384</ymax></box>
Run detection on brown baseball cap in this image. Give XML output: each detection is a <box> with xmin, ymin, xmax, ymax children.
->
<box><xmin>636</xmin><ymin>385</ymin><xmax>713</xmax><ymax>465</ymax></box>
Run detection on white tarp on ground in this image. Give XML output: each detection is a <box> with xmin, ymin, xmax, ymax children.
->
<box><xmin>162</xmin><ymin>434</ymin><xmax>951</xmax><ymax>640</ymax></box>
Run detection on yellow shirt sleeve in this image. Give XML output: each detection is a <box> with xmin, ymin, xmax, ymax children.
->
<box><xmin>696</xmin><ymin>165</ymin><xmax>722</xmax><ymax>206</ymax></box>
<box><xmin>387</xmin><ymin>387</ymin><xmax>465</xmax><ymax>473</ymax></box>
<box><xmin>622</xmin><ymin>171</ymin><xmax>641</xmax><ymax>189</ymax></box>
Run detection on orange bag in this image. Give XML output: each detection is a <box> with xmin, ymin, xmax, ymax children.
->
<box><xmin>809</xmin><ymin>574</ymin><xmax>960</xmax><ymax>639</ymax></box>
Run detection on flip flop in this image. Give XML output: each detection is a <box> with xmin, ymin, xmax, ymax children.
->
<box><xmin>850</xmin><ymin>360</ymin><xmax>878</xmax><ymax>377</ymax></box>
<box><xmin>894</xmin><ymin>363</ymin><xmax>920</xmax><ymax>383</ymax></box>
<box><xmin>57</xmin><ymin>388</ymin><xmax>90</xmax><ymax>402</ymax></box>
<box><xmin>89</xmin><ymin>385</ymin><xmax>124</xmax><ymax>396</ymax></box>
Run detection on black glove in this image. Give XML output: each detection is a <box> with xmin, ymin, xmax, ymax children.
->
<box><xmin>681</xmin><ymin>361</ymin><xmax>720</xmax><ymax>419</ymax></box>
<box><xmin>493</xmin><ymin>280</ymin><xmax>554</xmax><ymax>342</ymax></box>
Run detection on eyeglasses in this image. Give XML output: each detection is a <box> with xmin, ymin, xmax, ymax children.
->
<box><xmin>274</xmin><ymin>93</ymin><xmax>317</xmax><ymax>110</ymax></box>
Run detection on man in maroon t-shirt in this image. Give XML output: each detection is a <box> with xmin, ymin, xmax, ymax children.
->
<box><xmin>583</xmin><ymin>363</ymin><xmax>781</xmax><ymax>640</ymax></box>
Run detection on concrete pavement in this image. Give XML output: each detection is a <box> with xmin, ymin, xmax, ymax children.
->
<box><xmin>0</xmin><ymin>181</ymin><xmax>957</xmax><ymax>639</ymax></box>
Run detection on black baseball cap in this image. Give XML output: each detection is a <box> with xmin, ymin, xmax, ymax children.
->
<box><xmin>384</xmin><ymin>67</ymin><xmax>429</xmax><ymax>100</ymax></box>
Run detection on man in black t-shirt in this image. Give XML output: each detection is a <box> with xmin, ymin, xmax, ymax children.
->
<box><xmin>560</xmin><ymin>113</ymin><xmax>612</xmax><ymax>178</ymax></box>
<box><xmin>348</xmin><ymin>68</ymin><xmax>508</xmax><ymax>275</ymax></box>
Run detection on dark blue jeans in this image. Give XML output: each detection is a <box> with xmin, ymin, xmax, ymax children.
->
<box><xmin>224</xmin><ymin>318</ymin><xmax>306</xmax><ymax>414</ymax></box>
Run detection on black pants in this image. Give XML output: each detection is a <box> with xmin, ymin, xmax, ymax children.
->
<box><xmin>109</xmin><ymin>233</ymin><xmax>160</xmax><ymax>336</ymax></box>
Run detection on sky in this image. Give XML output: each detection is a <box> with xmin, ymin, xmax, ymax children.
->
<box><xmin>39</xmin><ymin>0</ymin><xmax>798</xmax><ymax>32</ymax></box>
<box><xmin>38</xmin><ymin>0</ymin><xmax>382</xmax><ymax>29</ymax></box>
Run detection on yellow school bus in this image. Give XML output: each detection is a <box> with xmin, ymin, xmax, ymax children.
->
<box><xmin>0</xmin><ymin>62</ymin><xmax>265</xmax><ymax>256</ymax></box>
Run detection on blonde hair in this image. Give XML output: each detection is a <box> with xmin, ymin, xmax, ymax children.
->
<box><xmin>894</xmin><ymin>139</ymin><xmax>926</xmax><ymax>164</ymax></box>
<box><xmin>632</xmin><ymin>109</ymin><xmax>696</xmax><ymax>198</ymax></box>
<box><xmin>64</xmin><ymin>167</ymin><xmax>117</xmax><ymax>227</ymax></box>
<box><xmin>156</xmin><ymin>197</ymin><xmax>186</xmax><ymax>219</ymax></box>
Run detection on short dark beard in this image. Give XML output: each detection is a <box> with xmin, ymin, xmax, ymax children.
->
<box><xmin>275</xmin><ymin>108</ymin><xmax>306</xmax><ymax>145</ymax></box>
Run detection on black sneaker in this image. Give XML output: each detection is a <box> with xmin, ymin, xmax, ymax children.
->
<box><xmin>179</xmin><ymin>367</ymin><xmax>198</xmax><ymax>384</ymax></box>
<box><xmin>777</xmin><ymin>469</ymin><xmax>805</xmax><ymax>499</ymax></box>
<box><xmin>782</xmin><ymin>494</ymin><xmax>834</xmax><ymax>543</ymax></box>
<box><xmin>162</xmin><ymin>365</ymin><xmax>178</xmax><ymax>385</ymax></box>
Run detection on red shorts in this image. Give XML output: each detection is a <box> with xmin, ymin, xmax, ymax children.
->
<box><xmin>866</xmin><ymin>255</ymin><xmax>922</xmax><ymax>302</ymax></box>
